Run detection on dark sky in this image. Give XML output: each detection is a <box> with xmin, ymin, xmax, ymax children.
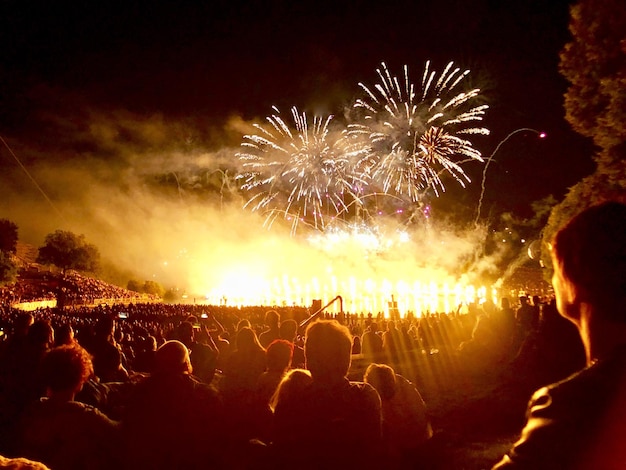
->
<box><xmin>0</xmin><ymin>0</ymin><xmax>595</xmax><ymax>219</ymax></box>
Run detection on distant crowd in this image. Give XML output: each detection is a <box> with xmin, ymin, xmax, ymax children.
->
<box><xmin>0</xmin><ymin>271</ymin><xmax>159</xmax><ymax>307</ymax></box>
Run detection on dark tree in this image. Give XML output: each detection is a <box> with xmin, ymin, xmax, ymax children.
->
<box><xmin>0</xmin><ymin>219</ymin><xmax>18</xmax><ymax>254</ymax></box>
<box><xmin>142</xmin><ymin>280</ymin><xmax>164</xmax><ymax>297</ymax></box>
<box><xmin>560</xmin><ymin>0</ymin><xmax>626</xmax><ymax>166</ymax></box>
<box><xmin>0</xmin><ymin>251</ymin><xmax>17</xmax><ymax>286</ymax></box>
<box><xmin>127</xmin><ymin>279</ymin><xmax>143</xmax><ymax>293</ymax></box>
<box><xmin>37</xmin><ymin>230</ymin><xmax>101</xmax><ymax>274</ymax></box>
<box><xmin>542</xmin><ymin>0</ymin><xmax>626</xmax><ymax>278</ymax></box>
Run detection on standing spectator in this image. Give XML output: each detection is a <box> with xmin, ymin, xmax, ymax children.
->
<box><xmin>362</xmin><ymin>322</ymin><xmax>384</xmax><ymax>358</ymax></box>
<box><xmin>259</xmin><ymin>310</ymin><xmax>281</xmax><ymax>349</ymax></box>
<box><xmin>514</xmin><ymin>296</ymin><xmax>535</xmax><ymax>348</ymax></box>
<box><xmin>494</xmin><ymin>202</ymin><xmax>626</xmax><ymax>468</ymax></box>
<box><xmin>382</xmin><ymin>320</ymin><xmax>402</xmax><ymax>362</ymax></box>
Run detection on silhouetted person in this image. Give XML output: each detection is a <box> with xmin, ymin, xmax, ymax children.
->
<box><xmin>259</xmin><ymin>310</ymin><xmax>281</xmax><ymax>349</ymax></box>
<box><xmin>272</xmin><ymin>320</ymin><xmax>382</xmax><ymax>469</ymax></box>
<box><xmin>382</xmin><ymin>320</ymin><xmax>402</xmax><ymax>362</ymax></box>
<box><xmin>365</xmin><ymin>363</ymin><xmax>432</xmax><ymax>466</ymax></box>
<box><xmin>255</xmin><ymin>339</ymin><xmax>293</xmax><ymax>442</ymax></box>
<box><xmin>514</xmin><ymin>296</ymin><xmax>535</xmax><ymax>349</ymax></box>
<box><xmin>121</xmin><ymin>340</ymin><xmax>225</xmax><ymax>469</ymax></box>
<box><xmin>176</xmin><ymin>321</ymin><xmax>218</xmax><ymax>384</ymax></box>
<box><xmin>221</xmin><ymin>327</ymin><xmax>266</xmax><ymax>443</ymax></box>
<box><xmin>86</xmin><ymin>317</ymin><xmax>128</xmax><ymax>383</ymax></box>
<box><xmin>362</xmin><ymin>321</ymin><xmax>384</xmax><ymax>358</ymax></box>
<box><xmin>494</xmin><ymin>202</ymin><xmax>626</xmax><ymax>469</ymax></box>
<box><xmin>279</xmin><ymin>319</ymin><xmax>305</xmax><ymax>368</ymax></box>
<box><xmin>18</xmin><ymin>344</ymin><xmax>119</xmax><ymax>470</ymax></box>
<box><xmin>131</xmin><ymin>335</ymin><xmax>157</xmax><ymax>374</ymax></box>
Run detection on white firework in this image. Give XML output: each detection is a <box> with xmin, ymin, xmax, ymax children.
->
<box><xmin>237</xmin><ymin>106</ymin><xmax>364</xmax><ymax>233</ymax></box>
<box><xmin>349</xmin><ymin>61</ymin><xmax>490</xmax><ymax>200</ymax></box>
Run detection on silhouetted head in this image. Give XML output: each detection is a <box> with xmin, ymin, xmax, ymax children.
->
<box><xmin>364</xmin><ymin>363</ymin><xmax>397</xmax><ymax>400</ymax></box>
<box><xmin>155</xmin><ymin>340</ymin><xmax>192</xmax><ymax>375</ymax></box>
<box><xmin>265</xmin><ymin>310</ymin><xmax>280</xmax><ymax>328</ymax></box>
<box><xmin>27</xmin><ymin>320</ymin><xmax>54</xmax><ymax>350</ymax></box>
<box><xmin>279</xmin><ymin>319</ymin><xmax>298</xmax><ymax>341</ymax></box>
<box><xmin>236</xmin><ymin>326</ymin><xmax>264</xmax><ymax>353</ymax></box>
<box><xmin>551</xmin><ymin>201</ymin><xmax>626</xmax><ymax>321</ymax></box>
<box><xmin>41</xmin><ymin>345</ymin><xmax>93</xmax><ymax>395</ymax></box>
<box><xmin>270</xmin><ymin>368</ymin><xmax>312</xmax><ymax>412</ymax></box>
<box><xmin>266</xmin><ymin>339</ymin><xmax>293</xmax><ymax>372</ymax></box>
<box><xmin>305</xmin><ymin>320</ymin><xmax>352</xmax><ymax>382</ymax></box>
<box><xmin>95</xmin><ymin>316</ymin><xmax>115</xmax><ymax>338</ymax></box>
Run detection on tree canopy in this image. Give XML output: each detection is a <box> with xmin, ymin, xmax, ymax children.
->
<box><xmin>542</xmin><ymin>0</ymin><xmax>626</xmax><ymax>277</ymax></box>
<box><xmin>0</xmin><ymin>219</ymin><xmax>18</xmax><ymax>285</ymax></box>
<box><xmin>0</xmin><ymin>250</ymin><xmax>17</xmax><ymax>286</ymax></box>
<box><xmin>0</xmin><ymin>219</ymin><xmax>18</xmax><ymax>254</ymax></box>
<box><xmin>559</xmin><ymin>0</ymin><xmax>626</xmax><ymax>166</ymax></box>
<box><xmin>36</xmin><ymin>230</ymin><xmax>101</xmax><ymax>274</ymax></box>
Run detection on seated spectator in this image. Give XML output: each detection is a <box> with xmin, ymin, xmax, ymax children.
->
<box><xmin>364</xmin><ymin>363</ymin><xmax>433</xmax><ymax>464</ymax></box>
<box><xmin>221</xmin><ymin>327</ymin><xmax>266</xmax><ymax>395</ymax></box>
<box><xmin>253</xmin><ymin>340</ymin><xmax>293</xmax><ymax>442</ymax></box>
<box><xmin>18</xmin><ymin>344</ymin><xmax>119</xmax><ymax>470</ymax></box>
<box><xmin>176</xmin><ymin>321</ymin><xmax>218</xmax><ymax>384</ymax></box>
<box><xmin>85</xmin><ymin>317</ymin><xmax>128</xmax><ymax>383</ymax></box>
<box><xmin>257</xmin><ymin>340</ymin><xmax>293</xmax><ymax>407</ymax></box>
<box><xmin>121</xmin><ymin>340</ymin><xmax>226</xmax><ymax>469</ymax></box>
<box><xmin>4</xmin><ymin>319</ymin><xmax>55</xmax><ymax>427</ymax></box>
<box><xmin>131</xmin><ymin>335</ymin><xmax>157</xmax><ymax>374</ymax></box>
<box><xmin>269</xmin><ymin>368</ymin><xmax>313</xmax><ymax>413</ymax></box>
<box><xmin>54</xmin><ymin>323</ymin><xmax>76</xmax><ymax>347</ymax></box>
<box><xmin>272</xmin><ymin>320</ymin><xmax>382</xmax><ymax>469</ymax></box>
<box><xmin>494</xmin><ymin>202</ymin><xmax>626</xmax><ymax>468</ymax></box>
<box><xmin>220</xmin><ymin>327</ymin><xmax>267</xmax><ymax>443</ymax></box>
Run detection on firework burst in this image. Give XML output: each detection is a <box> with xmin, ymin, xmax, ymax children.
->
<box><xmin>237</xmin><ymin>106</ymin><xmax>364</xmax><ymax>233</ymax></box>
<box><xmin>349</xmin><ymin>61</ymin><xmax>490</xmax><ymax>200</ymax></box>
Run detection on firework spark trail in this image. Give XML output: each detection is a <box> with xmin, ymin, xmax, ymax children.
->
<box><xmin>237</xmin><ymin>107</ymin><xmax>362</xmax><ymax>233</ymax></box>
<box><xmin>474</xmin><ymin>128</ymin><xmax>544</xmax><ymax>225</ymax></box>
<box><xmin>350</xmin><ymin>61</ymin><xmax>489</xmax><ymax>201</ymax></box>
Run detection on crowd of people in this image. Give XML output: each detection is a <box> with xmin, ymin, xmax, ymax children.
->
<box><xmin>0</xmin><ymin>201</ymin><xmax>623</xmax><ymax>468</ymax></box>
<box><xmin>0</xmin><ymin>270</ymin><xmax>158</xmax><ymax>307</ymax></box>
<box><xmin>0</xmin><ymin>293</ymin><xmax>583</xmax><ymax>469</ymax></box>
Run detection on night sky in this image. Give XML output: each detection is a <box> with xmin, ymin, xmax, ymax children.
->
<box><xmin>1</xmin><ymin>0</ymin><xmax>596</xmax><ymax>223</ymax></box>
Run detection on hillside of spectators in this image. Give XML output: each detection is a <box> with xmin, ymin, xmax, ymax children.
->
<box><xmin>0</xmin><ymin>268</ymin><xmax>160</xmax><ymax>308</ymax></box>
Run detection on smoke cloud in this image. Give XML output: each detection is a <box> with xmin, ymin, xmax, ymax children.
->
<box><xmin>0</xmin><ymin>102</ymin><xmax>516</xmax><ymax>313</ymax></box>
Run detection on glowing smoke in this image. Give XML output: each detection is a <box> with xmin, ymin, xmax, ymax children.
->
<box><xmin>0</xmin><ymin>67</ymin><xmax>509</xmax><ymax>314</ymax></box>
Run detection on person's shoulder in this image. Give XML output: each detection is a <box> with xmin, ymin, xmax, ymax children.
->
<box><xmin>540</xmin><ymin>348</ymin><xmax>626</xmax><ymax>403</ymax></box>
<box><xmin>348</xmin><ymin>380</ymin><xmax>381</xmax><ymax>403</ymax></box>
<box><xmin>527</xmin><ymin>354</ymin><xmax>626</xmax><ymax>427</ymax></box>
<box><xmin>188</xmin><ymin>374</ymin><xmax>221</xmax><ymax>399</ymax></box>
